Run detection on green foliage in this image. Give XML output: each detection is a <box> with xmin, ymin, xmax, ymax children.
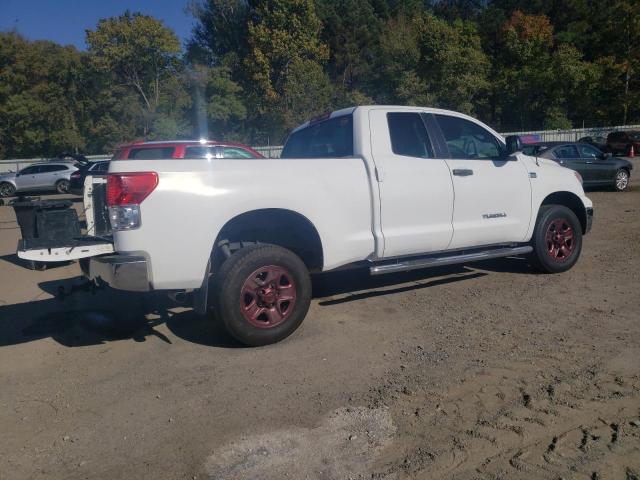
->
<box><xmin>2</xmin><ymin>1</ymin><xmax>640</xmax><ymax>158</ymax></box>
<box><xmin>86</xmin><ymin>11</ymin><xmax>183</xmax><ymax>134</ymax></box>
<box><xmin>0</xmin><ymin>33</ymin><xmax>86</xmax><ymax>157</ymax></box>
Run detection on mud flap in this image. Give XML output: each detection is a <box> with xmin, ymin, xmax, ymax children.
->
<box><xmin>193</xmin><ymin>258</ymin><xmax>211</xmax><ymax>316</ymax></box>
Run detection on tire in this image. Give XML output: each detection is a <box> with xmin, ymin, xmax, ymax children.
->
<box><xmin>614</xmin><ymin>169</ymin><xmax>630</xmax><ymax>192</ymax></box>
<box><xmin>212</xmin><ymin>244</ymin><xmax>312</xmax><ymax>346</ymax></box>
<box><xmin>529</xmin><ymin>205</ymin><xmax>583</xmax><ymax>273</ymax></box>
<box><xmin>55</xmin><ymin>179</ymin><xmax>70</xmax><ymax>194</ymax></box>
<box><xmin>0</xmin><ymin>182</ymin><xmax>16</xmax><ymax>197</ymax></box>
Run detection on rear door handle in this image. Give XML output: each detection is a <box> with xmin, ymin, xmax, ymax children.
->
<box><xmin>452</xmin><ymin>169</ymin><xmax>474</xmax><ymax>176</ymax></box>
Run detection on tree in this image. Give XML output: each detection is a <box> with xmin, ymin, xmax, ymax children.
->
<box><xmin>243</xmin><ymin>0</ymin><xmax>331</xmax><ymax>140</ymax></box>
<box><xmin>0</xmin><ymin>32</ymin><xmax>87</xmax><ymax>158</ymax></box>
<box><xmin>378</xmin><ymin>13</ymin><xmax>489</xmax><ymax>114</ymax></box>
<box><xmin>316</xmin><ymin>0</ymin><xmax>382</xmax><ymax>91</ymax></box>
<box><xmin>187</xmin><ymin>0</ymin><xmax>251</xmax><ymax>68</ymax></box>
<box><xmin>86</xmin><ymin>11</ymin><xmax>182</xmax><ymax>134</ymax></box>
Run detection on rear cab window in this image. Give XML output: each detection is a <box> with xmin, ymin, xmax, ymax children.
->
<box><xmin>281</xmin><ymin>115</ymin><xmax>353</xmax><ymax>158</ymax></box>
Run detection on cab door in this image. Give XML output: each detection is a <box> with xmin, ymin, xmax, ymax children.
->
<box><xmin>369</xmin><ymin>109</ymin><xmax>455</xmax><ymax>258</ymax></box>
<box><xmin>432</xmin><ymin>113</ymin><xmax>532</xmax><ymax>249</ymax></box>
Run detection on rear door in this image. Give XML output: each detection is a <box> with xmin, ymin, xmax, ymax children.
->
<box><xmin>433</xmin><ymin>113</ymin><xmax>532</xmax><ymax>249</ymax></box>
<box><xmin>369</xmin><ymin>109</ymin><xmax>454</xmax><ymax>257</ymax></box>
<box><xmin>46</xmin><ymin>164</ymin><xmax>70</xmax><ymax>187</ymax></box>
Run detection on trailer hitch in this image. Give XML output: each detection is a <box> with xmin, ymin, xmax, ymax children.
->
<box><xmin>56</xmin><ymin>278</ymin><xmax>104</xmax><ymax>301</ymax></box>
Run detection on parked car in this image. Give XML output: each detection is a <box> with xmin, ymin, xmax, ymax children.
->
<box><xmin>70</xmin><ymin>161</ymin><xmax>109</xmax><ymax>195</ymax></box>
<box><xmin>0</xmin><ymin>162</ymin><xmax>78</xmax><ymax>197</ymax></box>
<box><xmin>18</xmin><ymin>106</ymin><xmax>593</xmax><ymax>346</ymax></box>
<box><xmin>606</xmin><ymin>131</ymin><xmax>640</xmax><ymax>156</ymax></box>
<box><xmin>578</xmin><ymin>135</ymin><xmax>607</xmax><ymax>151</ymax></box>
<box><xmin>527</xmin><ymin>141</ymin><xmax>633</xmax><ymax>191</ymax></box>
<box><xmin>112</xmin><ymin>140</ymin><xmax>264</xmax><ymax>160</ymax></box>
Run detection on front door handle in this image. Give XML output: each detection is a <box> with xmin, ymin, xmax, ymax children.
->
<box><xmin>452</xmin><ymin>169</ymin><xmax>474</xmax><ymax>176</ymax></box>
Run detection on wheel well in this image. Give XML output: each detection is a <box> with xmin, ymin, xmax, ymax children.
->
<box><xmin>540</xmin><ymin>192</ymin><xmax>587</xmax><ymax>233</ymax></box>
<box><xmin>213</xmin><ymin>209</ymin><xmax>324</xmax><ymax>272</ymax></box>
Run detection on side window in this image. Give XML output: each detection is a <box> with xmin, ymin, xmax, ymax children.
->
<box><xmin>128</xmin><ymin>147</ymin><xmax>174</xmax><ymax>159</ymax></box>
<box><xmin>386</xmin><ymin>112</ymin><xmax>434</xmax><ymax>158</ymax></box>
<box><xmin>19</xmin><ymin>166</ymin><xmax>38</xmax><ymax>175</ymax></box>
<box><xmin>48</xmin><ymin>165</ymin><xmax>68</xmax><ymax>172</ymax></box>
<box><xmin>281</xmin><ymin>115</ymin><xmax>353</xmax><ymax>158</ymax></box>
<box><xmin>579</xmin><ymin>145</ymin><xmax>601</xmax><ymax>158</ymax></box>
<box><xmin>553</xmin><ymin>145</ymin><xmax>579</xmax><ymax>159</ymax></box>
<box><xmin>435</xmin><ymin>114</ymin><xmax>501</xmax><ymax>159</ymax></box>
<box><xmin>222</xmin><ymin>147</ymin><xmax>255</xmax><ymax>159</ymax></box>
<box><xmin>97</xmin><ymin>162</ymin><xmax>110</xmax><ymax>172</ymax></box>
<box><xmin>184</xmin><ymin>146</ymin><xmax>217</xmax><ymax>159</ymax></box>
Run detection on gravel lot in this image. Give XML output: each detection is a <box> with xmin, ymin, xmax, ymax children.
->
<box><xmin>1</xmin><ymin>163</ymin><xmax>639</xmax><ymax>480</ymax></box>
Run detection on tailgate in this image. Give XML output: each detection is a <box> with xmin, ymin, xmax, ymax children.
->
<box><xmin>15</xmin><ymin>175</ymin><xmax>114</xmax><ymax>262</ymax></box>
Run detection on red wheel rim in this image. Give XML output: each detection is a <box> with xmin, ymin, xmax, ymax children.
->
<box><xmin>545</xmin><ymin>218</ymin><xmax>575</xmax><ymax>262</ymax></box>
<box><xmin>240</xmin><ymin>266</ymin><xmax>297</xmax><ymax>329</ymax></box>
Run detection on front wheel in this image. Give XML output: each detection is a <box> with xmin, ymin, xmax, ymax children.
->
<box><xmin>529</xmin><ymin>205</ymin><xmax>583</xmax><ymax>273</ymax></box>
<box><xmin>55</xmin><ymin>179</ymin><xmax>70</xmax><ymax>194</ymax></box>
<box><xmin>614</xmin><ymin>169</ymin><xmax>630</xmax><ymax>191</ymax></box>
<box><xmin>212</xmin><ymin>244</ymin><xmax>312</xmax><ymax>346</ymax></box>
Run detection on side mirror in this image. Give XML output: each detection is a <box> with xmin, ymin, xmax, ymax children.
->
<box><xmin>505</xmin><ymin>135</ymin><xmax>523</xmax><ymax>155</ymax></box>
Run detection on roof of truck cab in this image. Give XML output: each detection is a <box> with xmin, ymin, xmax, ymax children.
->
<box><xmin>290</xmin><ymin>105</ymin><xmax>505</xmax><ymax>141</ymax></box>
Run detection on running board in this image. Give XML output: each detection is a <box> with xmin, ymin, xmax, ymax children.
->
<box><xmin>369</xmin><ymin>246</ymin><xmax>533</xmax><ymax>276</ymax></box>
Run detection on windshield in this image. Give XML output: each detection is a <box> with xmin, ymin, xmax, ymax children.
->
<box><xmin>281</xmin><ymin>115</ymin><xmax>353</xmax><ymax>159</ymax></box>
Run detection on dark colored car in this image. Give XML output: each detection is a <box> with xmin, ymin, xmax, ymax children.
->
<box><xmin>112</xmin><ymin>140</ymin><xmax>264</xmax><ymax>160</ymax></box>
<box><xmin>606</xmin><ymin>131</ymin><xmax>640</xmax><ymax>156</ymax></box>
<box><xmin>69</xmin><ymin>160</ymin><xmax>109</xmax><ymax>195</ymax></box>
<box><xmin>578</xmin><ymin>135</ymin><xmax>607</xmax><ymax>151</ymax></box>
<box><xmin>527</xmin><ymin>142</ymin><xmax>633</xmax><ymax>191</ymax></box>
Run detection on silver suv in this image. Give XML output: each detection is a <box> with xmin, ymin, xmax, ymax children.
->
<box><xmin>0</xmin><ymin>162</ymin><xmax>78</xmax><ymax>197</ymax></box>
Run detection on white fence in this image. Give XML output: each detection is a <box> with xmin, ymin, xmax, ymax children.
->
<box><xmin>2</xmin><ymin>123</ymin><xmax>639</xmax><ymax>172</ymax></box>
<box><xmin>502</xmin><ymin>124</ymin><xmax>640</xmax><ymax>143</ymax></box>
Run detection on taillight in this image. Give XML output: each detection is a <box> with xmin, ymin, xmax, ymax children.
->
<box><xmin>107</xmin><ymin>172</ymin><xmax>158</xmax><ymax>231</ymax></box>
<box><xmin>71</xmin><ymin>171</ymin><xmax>81</xmax><ymax>179</ymax></box>
<box><xmin>106</xmin><ymin>172</ymin><xmax>158</xmax><ymax>206</ymax></box>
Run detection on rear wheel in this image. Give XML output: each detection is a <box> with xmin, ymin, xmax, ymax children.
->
<box><xmin>55</xmin><ymin>179</ymin><xmax>70</xmax><ymax>194</ymax></box>
<box><xmin>614</xmin><ymin>169</ymin><xmax>630</xmax><ymax>192</ymax></box>
<box><xmin>0</xmin><ymin>182</ymin><xmax>16</xmax><ymax>197</ymax></box>
<box><xmin>530</xmin><ymin>205</ymin><xmax>582</xmax><ymax>273</ymax></box>
<box><xmin>212</xmin><ymin>244</ymin><xmax>311</xmax><ymax>346</ymax></box>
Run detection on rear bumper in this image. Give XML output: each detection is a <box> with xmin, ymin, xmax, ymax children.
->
<box><xmin>585</xmin><ymin>207</ymin><xmax>594</xmax><ymax>234</ymax></box>
<box><xmin>85</xmin><ymin>254</ymin><xmax>150</xmax><ymax>291</ymax></box>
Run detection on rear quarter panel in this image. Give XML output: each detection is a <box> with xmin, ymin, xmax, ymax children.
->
<box><xmin>108</xmin><ymin>158</ymin><xmax>375</xmax><ymax>290</ymax></box>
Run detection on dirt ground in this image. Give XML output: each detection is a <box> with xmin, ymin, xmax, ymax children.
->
<box><xmin>1</xmin><ymin>165</ymin><xmax>639</xmax><ymax>480</ymax></box>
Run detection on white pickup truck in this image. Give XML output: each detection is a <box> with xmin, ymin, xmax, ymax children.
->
<box><xmin>74</xmin><ymin>106</ymin><xmax>592</xmax><ymax>345</ymax></box>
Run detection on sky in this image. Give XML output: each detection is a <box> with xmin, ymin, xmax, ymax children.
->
<box><xmin>0</xmin><ymin>0</ymin><xmax>195</xmax><ymax>50</ymax></box>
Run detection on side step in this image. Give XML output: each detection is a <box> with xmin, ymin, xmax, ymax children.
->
<box><xmin>369</xmin><ymin>245</ymin><xmax>533</xmax><ymax>276</ymax></box>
